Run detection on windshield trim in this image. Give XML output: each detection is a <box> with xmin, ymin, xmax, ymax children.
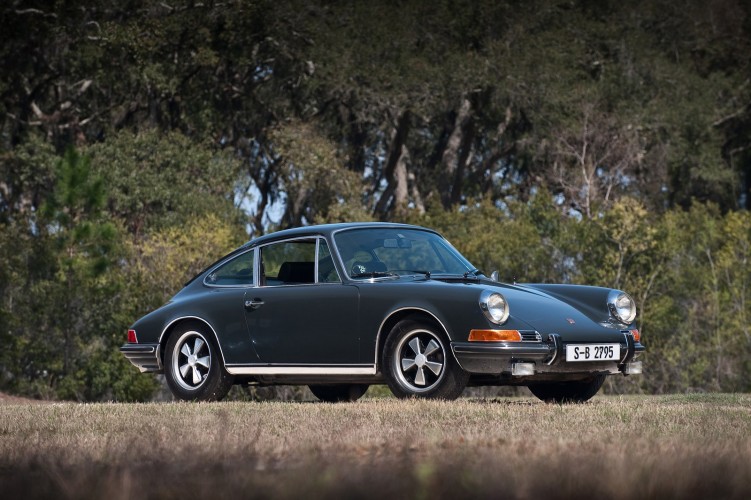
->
<box><xmin>331</xmin><ymin>226</ymin><xmax>475</xmax><ymax>282</ymax></box>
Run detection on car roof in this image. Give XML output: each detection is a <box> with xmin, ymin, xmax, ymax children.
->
<box><xmin>244</xmin><ymin>222</ymin><xmax>438</xmax><ymax>247</ymax></box>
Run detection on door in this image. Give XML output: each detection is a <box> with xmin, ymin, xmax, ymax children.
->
<box><xmin>200</xmin><ymin>247</ymin><xmax>262</xmax><ymax>365</ymax></box>
<box><xmin>244</xmin><ymin>237</ymin><xmax>361</xmax><ymax>365</ymax></box>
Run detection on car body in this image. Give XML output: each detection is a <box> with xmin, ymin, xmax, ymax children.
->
<box><xmin>121</xmin><ymin>222</ymin><xmax>644</xmax><ymax>402</ymax></box>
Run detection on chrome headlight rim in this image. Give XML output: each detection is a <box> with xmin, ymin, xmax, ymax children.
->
<box><xmin>608</xmin><ymin>290</ymin><xmax>636</xmax><ymax>325</ymax></box>
<box><xmin>479</xmin><ymin>290</ymin><xmax>510</xmax><ymax>325</ymax></box>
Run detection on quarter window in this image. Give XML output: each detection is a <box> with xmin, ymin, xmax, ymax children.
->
<box><xmin>205</xmin><ymin>250</ymin><xmax>254</xmax><ymax>286</ymax></box>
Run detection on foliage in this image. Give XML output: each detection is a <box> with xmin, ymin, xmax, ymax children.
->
<box><xmin>128</xmin><ymin>213</ymin><xmax>246</xmax><ymax>310</ymax></box>
<box><xmin>414</xmin><ymin>197</ymin><xmax>751</xmax><ymax>394</ymax></box>
<box><xmin>1</xmin><ymin>0</ymin><xmax>751</xmax><ymax>399</ymax></box>
<box><xmin>84</xmin><ymin>130</ymin><xmax>244</xmax><ymax>236</ymax></box>
<box><xmin>0</xmin><ymin>141</ymin><xmax>245</xmax><ymax>401</ymax></box>
<box><xmin>0</xmin><ymin>146</ymin><xmax>132</xmax><ymax>400</ymax></box>
<box><xmin>268</xmin><ymin>121</ymin><xmax>373</xmax><ymax>226</ymax></box>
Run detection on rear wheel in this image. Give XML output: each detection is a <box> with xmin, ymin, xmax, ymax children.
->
<box><xmin>309</xmin><ymin>384</ymin><xmax>369</xmax><ymax>402</ymax></box>
<box><xmin>383</xmin><ymin>319</ymin><xmax>468</xmax><ymax>400</ymax></box>
<box><xmin>164</xmin><ymin>323</ymin><xmax>233</xmax><ymax>401</ymax></box>
<box><xmin>528</xmin><ymin>374</ymin><xmax>606</xmax><ymax>403</ymax></box>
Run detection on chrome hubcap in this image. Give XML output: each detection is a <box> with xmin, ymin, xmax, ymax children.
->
<box><xmin>395</xmin><ymin>330</ymin><xmax>445</xmax><ymax>392</ymax></box>
<box><xmin>173</xmin><ymin>331</ymin><xmax>211</xmax><ymax>390</ymax></box>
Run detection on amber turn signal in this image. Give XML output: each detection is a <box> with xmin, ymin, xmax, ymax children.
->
<box><xmin>469</xmin><ymin>329</ymin><xmax>522</xmax><ymax>342</ymax></box>
<box><xmin>630</xmin><ymin>329</ymin><xmax>640</xmax><ymax>342</ymax></box>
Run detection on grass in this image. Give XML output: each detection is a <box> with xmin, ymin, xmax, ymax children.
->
<box><xmin>1</xmin><ymin>394</ymin><xmax>750</xmax><ymax>499</ymax></box>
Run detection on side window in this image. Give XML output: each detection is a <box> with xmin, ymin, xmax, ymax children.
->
<box><xmin>206</xmin><ymin>250</ymin><xmax>254</xmax><ymax>286</ymax></box>
<box><xmin>318</xmin><ymin>239</ymin><xmax>341</xmax><ymax>283</ymax></box>
<box><xmin>261</xmin><ymin>239</ymin><xmax>316</xmax><ymax>286</ymax></box>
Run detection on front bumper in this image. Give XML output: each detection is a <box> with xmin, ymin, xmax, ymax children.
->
<box><xmin>452</xmin><ymin>333</ymin><xmax>645</xmax><ymax>376</ymax></box>
<box><xmin>120</xmin><ymin>343</ymin><xmax>162</xmax><ymax>373</ymax></box>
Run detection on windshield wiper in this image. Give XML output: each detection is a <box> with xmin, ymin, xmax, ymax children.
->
<box><xmin>463</xmin><ymin>268</ymin><xmax>483</xmax><ymax>279</ymax></box>
<box><xmin>392</xmin><ymin>269</ymin><xmax>431</xmax><ymax>279</ymax></box>
<box><xmin>350</xmin><ymin>271</ymin><xmax>398</xmax><ymax>279</ymax></box>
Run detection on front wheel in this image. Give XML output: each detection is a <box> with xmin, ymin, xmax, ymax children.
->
<box><xmin>309</xmin><ymin>384</ymin><xmax>369</xmax><ymax>402</ymax></box>
<box><xmin>383</xmin><ymin>319</ymin><xmax>468</xmax><ymax>399</ymax></box>
<box><xmin>528</xmin><ymin>374</ymin><xmax>606</xmax><ymax>403</ymax></box>
<box><xmin>164</xmin><ymin>323</ymin><xmax>234</xmax><ymax>401</ymax></box>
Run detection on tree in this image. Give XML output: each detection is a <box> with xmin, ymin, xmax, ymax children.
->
<box><xmin>3</xmin><ymin>0</ymin><xmax>751</xmax><ymax>399</ymax></box>
<box><xmin>268</xmin><ymin>121</ymin><xmax>372</xmax><ymax>226</ymax></box>
<box><xmin>84</xmin><ymin>130</ymin><xmax>244</xmax><ymax>237</ymax></box>
<box><xmin>1</xmin><ymin>147</ymin><xmax>127</xmax><ymax>399</ymax></box>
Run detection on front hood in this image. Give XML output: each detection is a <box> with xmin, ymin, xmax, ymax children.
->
<box><xmin>427</xmin><ymin>277</ymin><xmax>628</xmax><ymax>340</ymax></box>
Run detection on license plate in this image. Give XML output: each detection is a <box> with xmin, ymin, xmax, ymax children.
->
<box><xmin>565</xmin><ymin>344</ymin><xmax>620</xmax><ymax>362</ymax></box>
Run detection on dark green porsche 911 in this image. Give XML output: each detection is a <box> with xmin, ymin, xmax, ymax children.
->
<box><xmin>121</xmin><ymin>222</ymin><xmax>644</xmax><ymax>402</ymax></box>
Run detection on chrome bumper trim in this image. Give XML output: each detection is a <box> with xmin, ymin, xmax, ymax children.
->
<box><xmin>120</xmin><ymin>343</ymin><xmax>163</xmax><ymax>373</ymax></box>
<box><xmin>452</xmin><ymin>337</ymin><xmax>646</xmax><ymax>376</ymax></box>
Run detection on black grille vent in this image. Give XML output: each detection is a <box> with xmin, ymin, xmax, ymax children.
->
<box><xmin>519</xmin><ymin>330</ymin><xmax>542</xmax><ymax>342</ymax></box>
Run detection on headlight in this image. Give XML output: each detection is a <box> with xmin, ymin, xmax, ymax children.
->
<box><xmin>608</xmin><ymin>291</ymin><xmax>636</xmax><ymax>324</ymax></box>
<box><xmin>479</xmin><ymin>290</ymin><xmax>510</xmax><ymax>324</ymax></box>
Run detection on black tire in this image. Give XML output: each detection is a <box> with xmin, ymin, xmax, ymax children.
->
<box><xmin>164</xmin><ymin>322</ymin><xmax>234</xmax><ymax>401</ymax></box>
<box><xmin>383</xmin><ymin>319</ymin><xmax>469</xmax><ymax>400</ymax></box>
<box><xmin>528</xmin><ymin>374</ymin><xmax>607</xmax><ymax>403</ymax></box>
<box><xmin>309</xmin><ymin>384</ymin><xmax>369</xmax><ymax>402</ymax></box>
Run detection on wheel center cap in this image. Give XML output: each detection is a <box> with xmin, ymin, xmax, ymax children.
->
<box><xmin>188</xmin><ymin>354</ymin><xmax>197</xmax><ymax>366</ymax></box>
<box><xmin>415</xmin><ymin>354</ymin><xmax>427</xmax><ymax>367</ymax></box>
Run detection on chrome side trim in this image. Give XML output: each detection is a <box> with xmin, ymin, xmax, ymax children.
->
<box><xmin>202</xmin><ymin>283</ymin><xmax>256</xmax><ymax>289</ymax></box>
<box><xmin>158</xmin><ymin>315</ymin><xmax>228</xmax><ymax>366</ymax></box>
<box><xmin>225</xmin><ymin>366</ymin><xmax>377</xmax><ymax>376</ymax></box>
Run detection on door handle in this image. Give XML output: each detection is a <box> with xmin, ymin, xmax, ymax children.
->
<box><xmin>244</xmin><ymin>298</ymin><xmax>265</xmax><ymax>310</ymax></box>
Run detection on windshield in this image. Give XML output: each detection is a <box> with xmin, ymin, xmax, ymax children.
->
<box><xmin>333</xmin><ymin>228</ymin><xmax>475</xmax><ymax>279</ymax></box>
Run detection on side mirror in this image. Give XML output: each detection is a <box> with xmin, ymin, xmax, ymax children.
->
<box><xmin>490</xmin><ymin>271</ymin><xmax>499</xmax><ymax>282</ymax></box>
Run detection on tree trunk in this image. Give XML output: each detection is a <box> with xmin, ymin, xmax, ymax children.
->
<box><xmin>393</xmin><ymin>145</ymin><xmax>409</xmax><ymax>218</ymax></box>
<box><xmin>373</xmin><ymin>110</ymin><xmax>410</xmax><ymax>218</ymax></box>
<box><xmin>439</xmin><ymin>97</ymin><xmax>472</xmax><ymax>208</ymax></box>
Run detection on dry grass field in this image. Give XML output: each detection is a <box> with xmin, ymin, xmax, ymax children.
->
<box><xmin>1</xmin><ymin>393</ymin><xmax>750</xmax><ymax>499</ymax></box>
